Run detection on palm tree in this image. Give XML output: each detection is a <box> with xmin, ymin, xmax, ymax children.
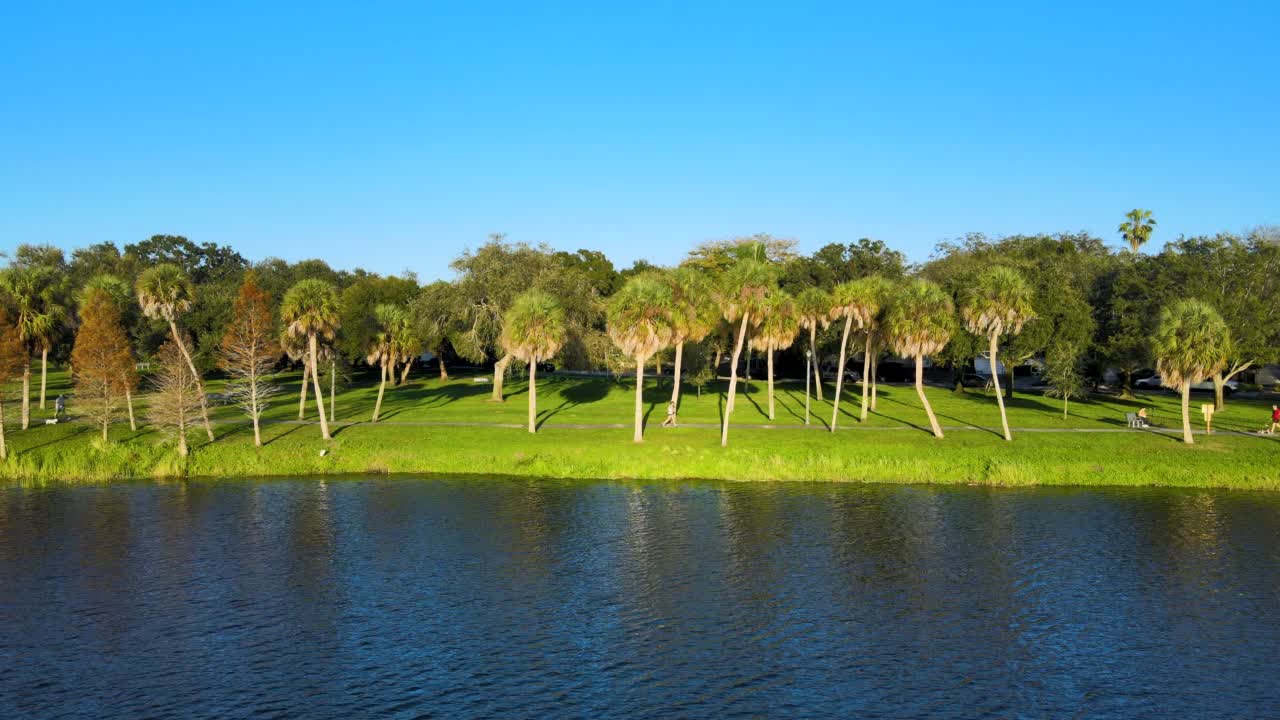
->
<box><xmin>367</xmin><ymin>304</ymin><xmax>404</xmax><ymax>423</ymax></box>
<box><xmin>282</xmin><ymin>330</ymin><xmax>311</xmax><ymax>419</ymax></box>
<box><xmin>884</xmin><ymin>280</ymin><xmax>956</xmax><ymax>439</ymax></box>
<box><xmin>750</xmin><ymin>291</ymin><xmax>798</xmax><ymax>421</ymax></box>
<box><xmin>716</xmin><ymin>258</ymin><xmax>774</xmax><ymax>447</ymax></box>
<box><xmin>608</xmin><ymin>275</ymin><xmax>675</xmax><ymax>443</ymax></box>
<box><xmin>1119</xmin><ymin>209</ymin><xmax>1157</xmax><ymax>253</ymax></box>
<box><xmin>795</xmin><ymin>287</ymin><xmax>830</xmax><ymax>423</ymax></box>
<box><xmin>827</xmin><ymin>277</ymin><xmax>888</xmax><ymax>430</ymax></box>
<box><xmin>960</xmin><ymin>266</ymin><xmax>1036</xmax><ymax>441</ymax></box>
<box><xmin>663</xmin><ymin>267</ymin><xmax>716</xmax><ymax>421</ymax></box>
<box><xmin>135</xmin><ymin>264</ymin><xmax>215</xmax><ymax>441</ymax></box>
<box><xmin>502</xmin><ymin>290</ymin><xmax>567</xmax><ymax>433</ymax></box>
<box><xmin>1151</xmin><ymin>300</ymin><xmax>1229</xmax><ymax>444</ymax></box>
<box><xmin>0</xmin><ymin>267</ymin><xmax>64</xmax><ymax>429</ymax></box>
<box><xmin>281</xmin><ymin>279</ymin><xmax>342</xmax><ymax>440</ymax></box>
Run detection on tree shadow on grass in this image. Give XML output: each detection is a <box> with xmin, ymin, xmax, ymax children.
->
<box><xmin>21</xmin><ymin>425</ymin><xmax>88</xmax><ymax>452</ymax></box>
<box><xmin>537</xmin><ymin>379</ymin><xmax>610</xmax><ymax>429</ymax></box>
<box><xmin>263</xmin><ymin>422</ymin><xmax>309</xmax><ymax>446</ymax></box>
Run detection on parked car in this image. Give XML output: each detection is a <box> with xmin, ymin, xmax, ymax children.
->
<box><xmin>821</xmin><ymin>367</ymin><xmax>861</xmax><ymax>383</ymax></box>
<box><xmin>959</xmin><ymin>371</ymin><xmax>992</xmax><ymax>388</ymax></box>
<box><xmin>1134</xmin><ymin>374</ymin><xmax>1237</xmax><ymax>394</ymax></box>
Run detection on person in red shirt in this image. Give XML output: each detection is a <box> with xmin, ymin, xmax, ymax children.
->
<box><xmin>1270</xmin><ymin>405</ymin><xmax>1280</xmax><ymax>434</ymax></box>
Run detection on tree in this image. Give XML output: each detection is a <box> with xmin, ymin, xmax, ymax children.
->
<box><xmin>750</xmin><ymin>291</ymin><xmax>798</xmax><ymax>421</ymax></box>
<box><xmin>135</xmin><ymin>263</ymin><xmax>215</xmax><ymax>441</ymax></box>
<box><xmin>0</xmin><ymin>311</ymin><xmax>26</xmax><ymax>459</ymax></box>
<box><xmin>149</xmin><ymin>340</ymin><xmax>204</xmax><ymax>457</ymax></box>
<box><xmin>716</xmin><ymin>256</ymin><xmax>774</xmax><ymax>447</ymax></box>
<box><xmin>0</xmin><ymin>266</ymin><xmax>65</xmax><ymax>429</ymax></box>
<box><xmin>1151</xmin><ymin>300</ymin><xmax>1229</xmax><ymax>444</ymax></box>
<box><xmin>960</xmin><ymin>266</ymin><xmax>1036</xmax><ymax>441</ymax></box>
<box><xmin>1119</xmin><ymin>209</ymin><xmax>1157</xmax><ymax>253</ymax></box>
<box><xmin>663</xmin><ymin>267</ymin><xmax>716</xmax><ymax>422</ymax></box>
<box><xmin>828</xmin><ymin>276</ymin><xmax>889</xmax><ymax>430</ymax></box>
<box><xmin>410</xmin><ymin>280</ymin><xmax>463</xmax><ymax>380</ymax></box>
<box><xmin>608</xmin><ymin>275</ymin><xmax>675</xmax><ymax>443</ymax></box>
<box><xmin>1043</xmin><ymin>341</ymin><xmax>1086</xmax><ymax>420</ymax></box>
<box><xmin>219</xmin><ymin>274</ymin><xmax>280</xmax><ymax>446</ymax></box>
<box><xmin>884</xmin><ymin>280</ymin><xmax>956</xmax><ymax>439</ymax></box>
<box><xmin>367</xmin><ymin>304</ymin><xmax>403</xmax><ymax>423</ymax></box>
<box><xmin>71</xmin><ymin>288</ymin><xmax>137</xmax><ymax>441</ymax></box>
<box><xmin>502</xmin><ymin>290</ymin><xmax>567</xmax><ymax>434</ymax></box>
<box><xmin>281</xmin><ymin>279</ymin><xmax>342</xmax><ymax>440</ymax></box>
<box><xmin>794</xmin><ymin>287</ymin><xmax>830</xmax><ymax>423</ymax></box>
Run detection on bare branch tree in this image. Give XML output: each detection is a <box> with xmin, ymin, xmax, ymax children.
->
<box><xmin>219</xmin><ymin>274</ymin><xmax>280</xmax><ymax>446</ymax></box>
<box><xmin>149</xmin><ymin>340</ymin><xmax>203</xmax><ymax>457</ymax></box>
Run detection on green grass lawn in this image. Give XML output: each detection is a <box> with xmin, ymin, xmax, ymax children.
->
<box><xmin>3</xmin><ymin>365</ymin><xmax>1277</xmax><ymax>488</ymax></box>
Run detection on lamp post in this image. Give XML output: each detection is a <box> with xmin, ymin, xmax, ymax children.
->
<box><xmin>805</xmin><ymin>349</ymin><xmax>812</xmax><ymax>425</ymax></box>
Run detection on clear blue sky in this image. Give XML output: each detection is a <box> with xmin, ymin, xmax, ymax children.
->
<box><xmin>2</xmin><ymin>1</ymin><xmax>1276</xmax><ymax>279</ymax></box>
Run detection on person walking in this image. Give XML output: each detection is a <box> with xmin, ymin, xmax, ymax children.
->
<box><xmin>662</xmin><ymin>400</ymin><xmax>678</xmax><ymax>428</ymax></box>
<box><xmin>54</xmin><ymin>394</ymin><xmax>66</xmax><ymax>421</ymax></box>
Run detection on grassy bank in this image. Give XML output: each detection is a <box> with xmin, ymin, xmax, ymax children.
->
<box><xmin>2</xmin><ymin>367</ymin><xmax>1277</xmax><ymax>489</ymax></box>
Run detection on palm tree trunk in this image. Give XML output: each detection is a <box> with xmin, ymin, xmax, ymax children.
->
<box><xmin>713</xmin><ymin>348</ymin><xmax>722</xmax><ymax>378</ymax></box>
<box><xmin>767</xmin><ymin>348</ymin><xmax>775</xmax><ymax>420</ymax></box>
<box><xmin>329</xmin><ymin>357</ymin><xmax>336</xmax><ymax>420</ymax></box>
<box><xmin>168</xmin><ymin>320</ymin><xmax>214</xmax><ymax>441</ymax></box>
<box><xmin>860</xmin><ymin>333</ymin><xmax>872</xmax><ymax>422</ymax></box>
<box><xmin>916</xmin><ymin>355</ymin><xmax>943</xmax><ymax>438</ymax></box>
<box><xmin>126</xmin><ymin>387</ymin><xmax>136</xmax><ymax>431</ymax></box>
<box><xmin>990</xmin><ymin>335</ymin><xmax>1012</xmax><ymax>441</ymax></box>
<box><xmin>810</xmin><ymin>325</ymin><xmax>823</xmax><ymax>402</ymax></box>
<box><xmin>805</xmin><ymin>350</ymin><xmax>811</xmax><ymax>425</ymax></box>
<box><xmin>21</xmin><ymin>364</ymin><xmax>30</xmax><ymax>430</ymax></box>
<box><xmin>870</xmin><ymin>353</ymin><xmax>879</xmax><ymax>410</ymax></box>
<box><xmin>491</xmin><ymin>355</ymin><xmax>511</xmax><ymax>402</ymax></box>
<box><xmin>1212</xmin><ymin>372</ymin><xmax>1225</xmax><ymax>411</ymax></box>
<box><xmin>298</xmin><ymin>361</ymin><xmax>309</xmax><ymax>419</ymax></box>
<box><xmin>669</xmin><ymin>341</ymin><xmax>684</xmax><ymax>412</ymax></box>
<box><xmin>528</xmin><ymin>359</ymin><xmax>538</xmax><ymax>434</ymax></box>
<box><xmin>372</xmin><ymin>360</ymin><xmax>387</xmax><ymax>422</ymax></box>
<box><xmin>1180</xmin><ymin>382</ymin><xmax>1193</xmax><ymax>444</ymax></box>
<box><xmin>0</xmin><ymin>400</ymin><xmax>8</xmax><ymax>459</ymax></box>
<box><xmin>721</xmin><ymin>313</ymin><xmax>750</xmax><ymax>447</ymax></box>
<box><xmin>400</xmin><ymin>359</ymin><xmax>411</xmax><ymax>385</ymax></box>
<box><xmin>309</xmin><ymin>334</ymin><xmax>331</xmax><ymax>440</ymax></box>
<box><xmin>438</xmin><ymin>352</ymin><xmax>448</xmax><ymax>380</ymax></box>
<box><xmin>39</xmin><ymin>347</ymin><xmax>48</xmax><ymax>409</ymax></box>
<box><xmin>633</xmin><ymin>357</ymin><xmax>645</xmax><ymax>443</ymax></box>
<box><xmin>830</xmin><ymin>315</ymin><xmax>853</xmax><ymax>432</ymax></box>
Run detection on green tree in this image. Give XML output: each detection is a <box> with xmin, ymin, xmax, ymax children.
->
<box><xmin>663</xmin><ymin>266</ymin><xmax>716</xmax><ymax>421</ymax></box>
<box><xmin>281</xmin><ymin>279</ymin><xmax>342</xmax><ymax>440</ymax></box>
<box><xmin>716</xmin><ymin>256</ymin><xmax>775</xmax><ymax>447</ymax></box>
<box><xmin>0</xmin><ymin>266</ymin><xmax>66</xmax><ymax>429</ymax></box>
<box><xmin>608</xmin><ymin>276</ymin><xmax>675</xmax><ymax>443</ymax></box>
<box><xmin>1151</xmin><ymin>300</ymin><xmax>1229</xmax><ymax>444</ymax></box>
<box><xmin>502</xmin><ymin>290</ymin><xmax>567</xmax><ymax>434</ymax></box>
<box><xmin>751</xmin><ymin>290</ymin><xmax>798</xmax><ymax>420</ymax></box>
<box><xmin>884</xmin><ymin>280</ymin><xmax>956</xmax><ymax>438</ymax></box>
<box><xmin>1043</xmin><ymin>340</ymin><xmax>1087</xmax><ymax>420</ymax></box>
<box><xmin>1119</xmin><ymin>209</ymin><xmax>1157</xmax><ymax>253</ymax></box>
<box><xmin>827</xmin><ymin>276</ymin><xmax>889</xmax><ymax>430</ymax></box>
<box><xmin>136</xmin><ymin>263</ymin><xmax>216</xmax><ymax>441</ymax></box>
<box><xmin>960</xmin><ymin>267</ymin><xmax>1036</xmax><ymax>441</ymax></box>
<box><xmin>368</xmin><ymin>304</ymin><xmax>406</xmax><ymax>423</ymax></box>
<box><xmin>795</xmin><ymin>287</ymin><xmax>831</xmax><ymax>420</ymax></box>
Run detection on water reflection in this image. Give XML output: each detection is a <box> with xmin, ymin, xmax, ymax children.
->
<box><xmin>1</xmin><ymin>479</ymin><xmax>1278</xmax><ymax>719</ymax></box>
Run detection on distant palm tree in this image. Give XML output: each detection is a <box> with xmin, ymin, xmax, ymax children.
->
<box><xmin>750</xmin><ymin>291</ymin><xmax>798</xmax><ymax>421</ymax></box>
<box><xmin>884</xmin><ymin>280</ymin><xmax>956</xmax><ymax>439</ymax></box>
<box><xmin>502</xmin><ymin>290</ymin><xmax>566</xmax><ymax>434</ymax></box>
<box><xmin>1151</xmin><ymin>299</ymin><xmax>1229</xmax><ymax>444</ymax></box>
<box><xmin>608</xmin><ymin>275</ymin><xmax>675</xmax><ymax>443</ymax></box>
<box><xmin>827</xmin><ymin>277</ymin><xmax>888</xmax><ymax>430</ymax></box>
<box><xmin>281</xmin><ymin>279</ymin><xmax>342</xmax><ymax>440</ymax></box>
<box><xmin>1119</xmin><ymin>209</ymin><xmax>1157</xmax><ymax>253</ymax></box>
<box><xmin>795</xmin><ymin>287</ymin><xmax>831</xmax><ymax>421</ymax></box>
<box><xmin>663</xmin><ymin>267</ymin><xmax>716</xmax><ymax>421</ymax></box>
<box><xmin>368</xmin><ymin>304</ymin><xmax>405</xmax><ymax>423</ymax></box>
<box><xmin>716</xmin><ymin>258</ymin><xmax>774</xmax><ymax>447</ymax></box>
<box><xmin>961</xmin><ymin>266</ymin><xmax>1036</xmax><ymax>441</ymax></box>
<box><xmin>136</xmin><ymin>264</ymin><xmax>214</xmax><ymax>441</ymax></box>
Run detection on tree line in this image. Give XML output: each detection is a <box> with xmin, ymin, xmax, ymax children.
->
<box><xmin>0</xmin><ymin>213</ymin><xmax>1276</xmax><ymax>457</ymax></box>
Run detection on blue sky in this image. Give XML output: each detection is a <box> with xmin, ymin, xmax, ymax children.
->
<box><xmin>2</xmin><ymin>1</ymin><xmax>1276</xmax><ymax>279</ymax></box>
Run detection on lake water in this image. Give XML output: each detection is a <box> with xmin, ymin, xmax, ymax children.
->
<box><xmin>1</xmin><ymin>479</ymin><xmax>1278</xmax><ymax>719</ymax></box>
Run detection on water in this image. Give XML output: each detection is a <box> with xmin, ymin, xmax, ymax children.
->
<box><xmin>1</xmin><ymin>479</ymin><xmax>1278</xmax><ymax>719</ymax></box>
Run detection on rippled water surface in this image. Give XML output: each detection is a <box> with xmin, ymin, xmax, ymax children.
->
<box><xmin>2</xmin><ymin>479</ymin><xmax>1279</xmax><ymax>719</ymax></box>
